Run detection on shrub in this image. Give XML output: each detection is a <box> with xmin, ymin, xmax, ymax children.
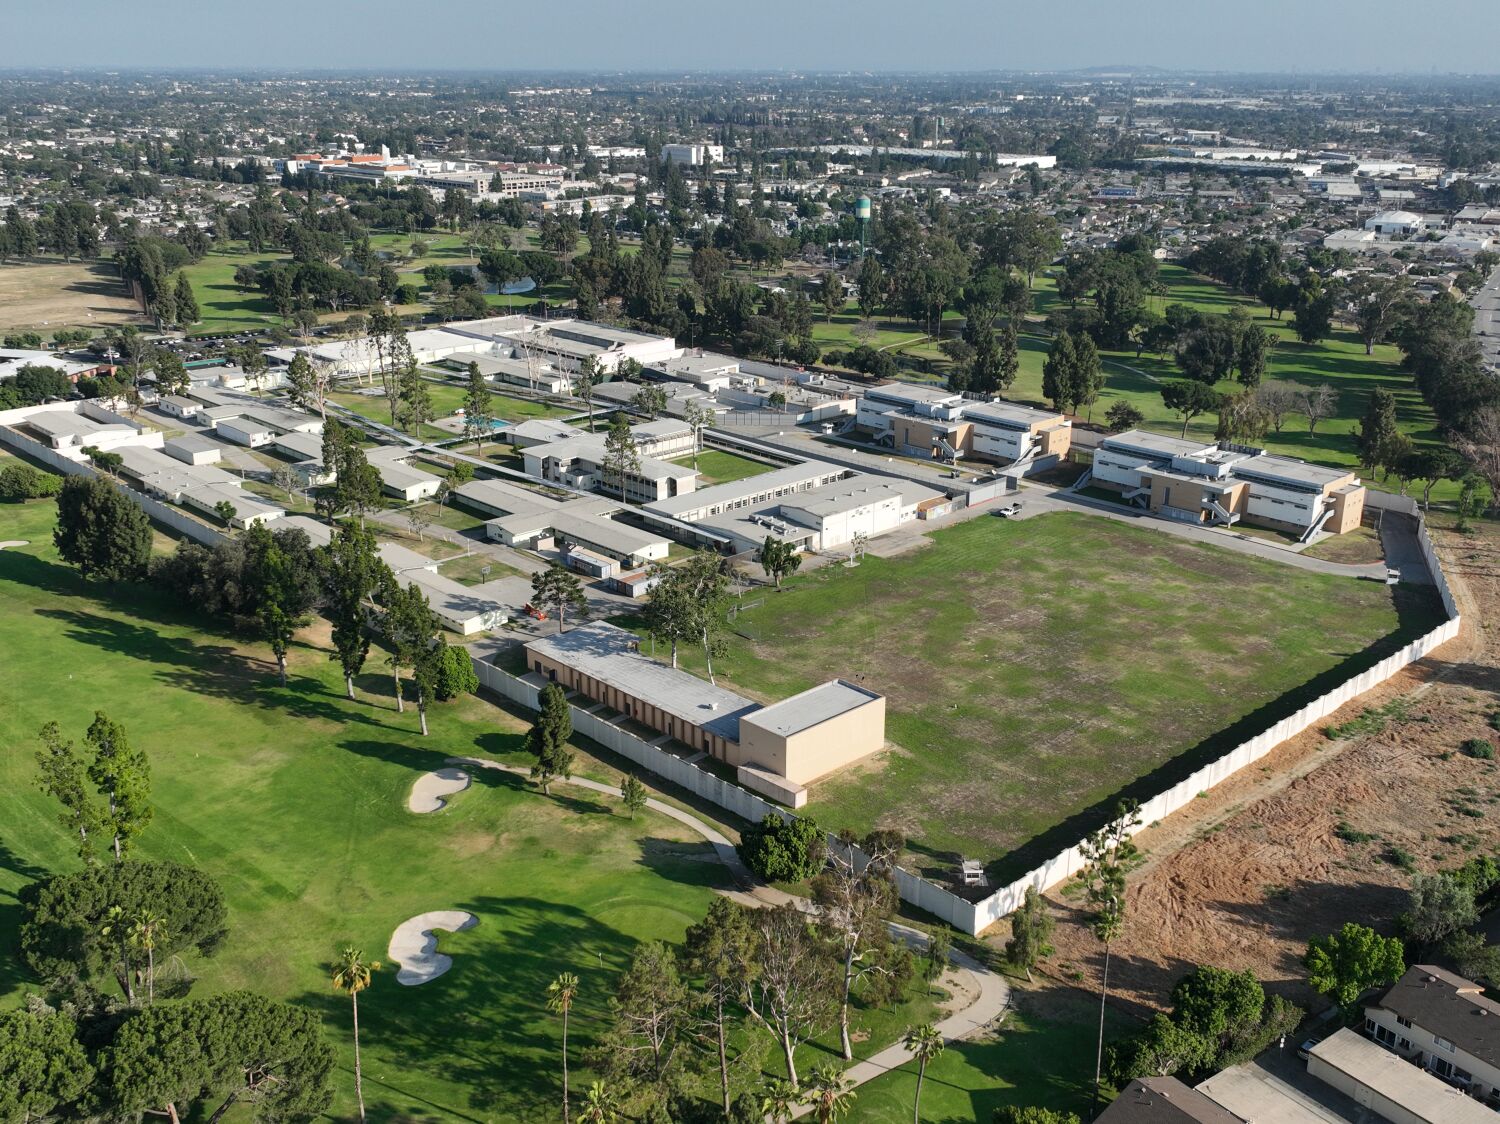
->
<box><xmin>736</xmin><ymin>814</ymin><xmax>825</xmax><ymax>883</ymax></box>
<box><xmin>1462</xmin><ymin>738</ymin><xmax>1495</xmax><ymax>760</ymax></box>
<box><xmin>0</xmin><ymin>462</ymin><xmax>63</xmax><ymax>501</ymax></box>
<box><xmin>434</xmin><ymin>643</ymin><xmax>479</xmax><ymax>701</ymax></box>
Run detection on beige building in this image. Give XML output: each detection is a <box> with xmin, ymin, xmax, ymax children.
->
<box><xmin>1309</xmin><ymin>1028</ymin><xmax>1497</xmax><ymax>1124</ymax></box>
<box><xmin>523</xmin><ymin>622</ymin><xmax>885</xmax><ymax>805</ymax></box>
<box><xmin>1363</xmin><ymin>965</ymin><xmax>1500</xmax><ymax>1108</ymax></box>
<box><xmin>857</xmin><ymin>383</ymin><xmax>1072</xmax><ymax>469</ymax></box>
<box><xmin>1093</xmin><ymin>430</ymin><xmax>1365</xmax><ymax>540</ymax></box>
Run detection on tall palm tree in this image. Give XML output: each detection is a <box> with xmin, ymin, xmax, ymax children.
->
<box><xmin>331</xmin><ymin>946</ymin><xmax>380</xmax><ymax>1123</ymax></box>
<box><xmin>803</xmin><ymin>1063</ymin><xmax>856</xmax><ymax>1124</ymax></box>
<box><xmin>547</xmin><ymin>973</ymin><xmax>579</xmax><ymax>1124</ymax></box>
<box><xmin>577</xmin><ymin>1081</ymin><xmax>616</xmax><ymax>1124</ymax></box>
<box><xmin>903</xmin><ymin>1023</ymin><xmax>946</xmax><ymax>1123</ymax></box>
<box><xmin>761</xmin><ymin>1078</ymin><xmax>799</xmax><ymax>1124</ymax></box>
<box><xmin>130</xmin><ymin>913</ymin><xmax>168</xmax><ymax>1005</ymax></box>
<box><xmin>100</xmin><ymin>905</ymin><xmax>136</xmax><ymax>1004</ymax></box>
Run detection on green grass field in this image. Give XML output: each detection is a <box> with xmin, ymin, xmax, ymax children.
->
<box><xmin>654</xmin><ymin>512</ymin><xmax>1438</xmax><ymax>882</ymax></box>
<box><xmin>671</xmin><ymin>449</ymin><xmax>779</xmax><ymax>485</ymax></box>
<box><xmin>0</xmin><ymin>497</ymin><xmax>973</xmax><ymax>1120</ymax></box>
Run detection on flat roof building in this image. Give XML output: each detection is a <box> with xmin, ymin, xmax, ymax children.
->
<box><xmin>524</xmin><ymin>622</ymin><xmax>885</xmax><ymax>803</ymax></box>
<box><xmin>1093</xmin><ymin>429</ymin><xmax>1365</xmax><ymax>540</ymax></box>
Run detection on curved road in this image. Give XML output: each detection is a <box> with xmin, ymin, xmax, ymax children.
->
<box><xmin>448</xmin><ymin>754</ymin><xmax>1012</xmax><ymax>1106</ymax></box>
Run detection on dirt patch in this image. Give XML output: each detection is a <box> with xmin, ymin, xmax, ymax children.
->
<box><xmin>1031</xmin><ymin>516</ymin><xmax>1500</xmax><ymax>1015</ymax></box>
<box><xmin>0</xmin><ymin>258</ymin><xmax>144</xmax><ymax>332</ymax></box>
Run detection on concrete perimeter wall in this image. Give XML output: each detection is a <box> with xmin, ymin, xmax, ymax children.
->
<box><xmin>470</xmin><ymin>500</ymin><xmax>1459</xmax><ymax>933</ymax></box>
<box><xmin>0</xmin><ymin>424</ymin><xmax>229</xmax><ymax>548</ymax></box>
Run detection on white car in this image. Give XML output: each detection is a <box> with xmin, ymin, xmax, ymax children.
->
<box><xmin>995</xmin><ymin>502</ymin><xmax>1024</xmax><ymax>518</ymax></box>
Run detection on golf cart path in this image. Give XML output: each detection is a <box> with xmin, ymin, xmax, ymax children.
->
<box><xmin>449</xmin><ymin>754</ymin><xmax>1011</xmax><ymax>1100</ymax></box>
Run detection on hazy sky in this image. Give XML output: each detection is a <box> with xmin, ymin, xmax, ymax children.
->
<box><xmin>9</xmin><ymin>0</ymin><xmax>1500</xmax><ymax>74</ymax></box>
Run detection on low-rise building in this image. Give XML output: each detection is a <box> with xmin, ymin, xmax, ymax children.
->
<box><xmin>856</xmin><ymin>383</ymin><xmax>1071</xmax><ymax>469</ymax></box>
<box><xmin>161</xmin><ymin>433</ymin><xmax>223</xmax><ymax>466</ymax></box>
<box><xmin>520</xmin><ymin>418</ymin><xmax>699</xmax><ymax>503</ymax></box>
<box><xmin>1364</xmin><ymin>965</ymin><xmax>1500</xmax><ymax>1105</ymax></box>
<box><xmin>366</xmin><ymin>446</ymin><xmax>442</xmax><ymax>502</ymax></box>
<box><xmin>523</xmin><ymin>622</ymin><xmax>885</xmax><ymax>802</ymax></box>
<box><xmin>1092</xmin><ymin>429</ymin><xmax>1365</xmax><ymax>540</ymax></box>
<box><xmin>1309</xmin><ymin>1027</ymin><xmax>1496</xmax><ymax>1124</ymax></box>
<box><xmin>1095</xmin><ymin>1078</ymin><xmax>1244</xmax><ymax>1124</ymax></box>
<box><xmin>454</xmin><ymin>477</ymin><xmax>671</xmax><ymax>567</ymax></box>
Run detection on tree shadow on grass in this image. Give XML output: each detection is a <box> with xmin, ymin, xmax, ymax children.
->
<box><xmin>293</xmin><ymin>895</ymin><xmax>647</xmax><ymax>1124</ymax></box>
<box><xmin>36</xmin><ymin>607</ymin><xmax>413</xmax><ymax>735</ymax></box>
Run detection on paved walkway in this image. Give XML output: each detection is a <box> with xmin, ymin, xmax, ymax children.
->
<box><xmin>448</xmin><ymin>754</ymin><xmax>1013</xmax><ymax>1102</ymax></box>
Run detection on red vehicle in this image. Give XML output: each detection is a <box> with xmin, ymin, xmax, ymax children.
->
<box><xmin>523</xmin><ymin>603</ymin><xmax>548</xmax><ymax>621</ymax></box>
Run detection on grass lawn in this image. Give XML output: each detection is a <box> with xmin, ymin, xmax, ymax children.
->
<box><xmin>438</xmin><ymin>553</ymin><xmax>526</xmax><ymax>585</ymax></box>
<box><xmin>847</xmin><ymin>989</ymin><xmax>1114</xmax><ymax>1123</ymax></box>
<box><xmin>326</xmin><ymin>389</ymin><xmax>452</xmax><ymax>441</ymax></box>
<box><xmin>657</xmin><ymin>512</ymin><xmax>1439</xmax><ymax>882</ymax></box>
<box><xmin>177</xmin><ymin>244</ymin><xmax>292</xmax><ymax>334</ymax></box>
<box><xmin>1302</xmin><ymin>522</ymin><xmax>1388</xmax><ymax>565</ymax></box>
<box><xmin>670</xmin><ymin>449</ymin><xmax>779</xmax><ymax>485</ymax></box>
<box><xmin>0</xmin><ymin>497</ymin><xmax>735</xmax><ymax>1123</ymax></box>
<box><xmin>0</xmin><ymin>498</ymin><xmax>972</xmax><ymax>1120</ymax></box>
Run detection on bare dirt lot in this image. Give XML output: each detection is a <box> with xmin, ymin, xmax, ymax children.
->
<box><xmin>0</xmin><ymin>258</ymin><xmax>143</xmax><ymax>332</ymax></box>
<box><xmin>1033</xmin><ymin>515</ymin><xmax>1500</xmax><ymax>1016</ymax></box>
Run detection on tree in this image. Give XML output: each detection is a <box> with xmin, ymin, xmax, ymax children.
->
<box><xmin>629</xmin><ymin>383</ymin><xmax>669</xmax><ymax>420</ymax></box>
<box><xmin>620</xmin><ymin>775</ymin><xmax>648</xmax><ymax>820</ymax></box>
<box><xmin>1352</xmin><ymin>275</ymin><xmax>1411</xmax><ymax>355</ymax></box>
<box><xmin>1305</xmin><ymin>922</ymin><xmax>1405</xmax><ymax>1013</ymax></box>
<box><xmin>1407</xmin><ymin>446</ymin><xmax>1468</xmax><ymax>510</ymax></box>
<box><xmin>19</xmin><ymin>861</ymin><xmax>228</xmax><ymax>1001</ymax></box>
<box><xmin>320</xmin><ymin>423</ymin><xmax>383</xmax><ymax>522</ymax></box>
<box><xmin>243</xmin><ymin>523</ymin><xmax>317</xmax><ymax>686</ymax></box>
<box><xmin>548</xmin><ymin>973</ymin><xmax>580</xmax><ymax>1124</ymax></box>
<box><xmin>642</xmin><ymin>562</ymin><xmax>697</xmax><ymax>668</ymax></box>
<box><xmin>923</xmin><ymin>928</ymin><xmax>952</xmax><ymax>992</ymax></box>
<box><xmin>994</xmin><ymin>1109</ymin><xmax>1081</xmax><ymax>1124</ymax></box>
<box><xmin>396</xmin><ymin>360</ymin><xmax>435</xmax><ymax>435</ymax></box>
<box><xmin>1160</xmin><ymin>381</ymin><xmax>1221</xmax><ymax>438</ymax></box>
<box><xmin>745</xmin><ymin>903</ymin><xmax>837</xmax><ymax>1090</ymax></box>
<box><xmin>80</xmin><ymin>712</ymin><xmax>151</xmax><ymax>863</ymax></box>
<box><xmin>331</xmin><ymin>947</ymin><xmax>379</xmax><ymax>1124</ymax></box>
<box><xmin>683</xmin><ymin>400</ymin><xmax>714</xmax><ymax>469</ymax></box>
<box><xmin>531</xmin><ymin>561</ymin><xmax>588</xmax><ymax>632</ymax></box>
<box><xmin>463</xmin><ymin>360</ymin><xmax>493</xmax><ymax>449</ymax></box>
<box><xmin>761</xmin><ymin>1077</ymin><xmax>800</xmax><ymax>1124</ymax></box>
<box><xmin>677</xmin><ymin>551</ymin><xmax>733</xmax><ymax>683</ymax></box>
<box><xmin>173</xmin><ymin>271</ymin><xmax>200</xmax><ymax>325</ymax></box>
<box><xmin>320</xmin><ymin>522</ymin><xmax>390</xmax><ymax>700</ymax></box>
<box><xmin>1355</xmin><ymin>389</ymin><xmax>1402</xmax><ymax>475</ymax></box>
<box><xmin>597</xmin><ymin>940</ymin><xmax>689</xmax><ymax>1091</ymax></box>
<box><xmin>579</xmin><ymin>1081</ymin><xmax>618</xmax><ymax>1124</ymax></box>
<box><xmin>903</xmin><ymin>1024</ymin><xmax>945</xmax><ymax>1124</ymax></box>
<box><xmin>737</xmin><ymin>814</ymin><xmax>825</xmax><ymax>883</ymax></box>
<box><xmin>153</xmin><ymin>350</ymin><xmax>190</xmax><ymax>397</ymax></box>
<box><xmin>0</xmin><ymin>461</ymin><xmax>62</xmax><ymax>501</ymax></box>
<box><xmin>802</xmin><ymin>1062</ymin><xmax>856</xmax><ymax>1124</ymax></box>
<box><xmin>682</xmin><ymin>898</ymin><xmax>756</xmax><ymax>1116</ymax></box>
<box><xmin>1005</xmin><ymin>885</ymin><xmax>1055</xmax><ymax>982</ymax></box>
<box><xmin>1042</xmin><ymin>330</ymin><xmax>1079</xmax><ymax>414</ymax></box>
<box><xmin>35</xmin><ymin>721</ymin><xmax>103</xmax><ymax>864</ymax></box>
<box><xmin>433</xmin><ymin>643</ymin><xmax>478</xmax><ymax>701</ymax></box>
<box><xmin>1299</xmin><ymin>384</ymin><xmax>1340</xmax><ymax>435</ymax></box>
<box><xmin>758</xmin><ymin>536</ymin><xmax>802</xmax><ymax>590</ymax></box>
<box><xmin>1236</xmin><ymin>322</ymin><xmax>1268</xmax><ymax>388</ymax></box>
<box><xmin>382</xmin><ymin>581</ymin><xmax>434</xmax><ymax>716</ymax></box>
<box><xmin>1403</xmin><ymin>872</ymin><xmax>1479</xmax><ymax>948</ymax></box>
<box><xmin>54</xmin><ymin>475</ymin><xmax>152</xmax><ymax>582</ymax></box>
<box><xmin>1073</xmin><ymin>333</ymin><xmax>1104</xmax><ymax>423</ymax></box>
<box><xmin>528</xmin><ymin>683</ymin><xmax>575</xmax><ymax>794</ymax></box>
<box><xmin>1453</xmin><ymin>405</ymin><xmax>1500</xmax><ymax>511</ymax></box>
<box><xmin>97</xmin><ymin>989</ymin><xmax>334</xmax><ymax>1123</ymax></box>
<box><xmin>285</xmin><ymin>353</ymin><xmax>323</xmax><ymax>418</ymax></box>
<box><xmin>813</xmin><ymin>829</ymin><xmax>904</xmax><ymax>1060</ymax></box>
<box><xmin>1103</xmin><ymin>401</ymin><xmax>1146</xmax><ymax>433</ymax></box>
<box><xmin>576</xmin><ymin>356</ymin><xmax>601</xmax><ymax>432</ymax></box>
<box><xmin>602</xmin><ymin>412</ymin><xmax>641</xmax><ymax>500</ymax></box>
<box><xmin>1080</xmin><ymin>799</ymin><xmax>1141</xmax><ymax>1112</ymax></box>
<box><xmin>1293</xmin><ymin>275</ymin><xmax>1336</xmax><ymax>345</ymax></box>
<box><xmin>0</xmin><ymin>1006</ymin><xmax>93</xmax><ymax>1122</ymax></box>
<box><xmin>131</xmin><ymin>911</ymin><xmax>168</xmax><ymax>1004</ymax></box>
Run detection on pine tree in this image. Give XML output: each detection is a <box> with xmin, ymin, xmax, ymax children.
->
<box><xmin>527</xmin><ymin>684</ymin><xmax>575</xmax><ymax>794</ymax></box>
<box><xmin>1042</xmin><ymin>330</ymin><xmax>1079</xmax><ymax>414</ymax></box>
<box><xmin>1355</xmin><ymin>389</ymin><xmax>1401</xmax><ymax>474</ymax></box>
<box><xmin>173</xmin><ymin>272</ymin><xmax>200</xmax><ymax>325</ymax></box>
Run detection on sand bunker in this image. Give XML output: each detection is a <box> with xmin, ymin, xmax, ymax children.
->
<box><xmin>387</xmin><ymin>910</ymin><xmax>478</xmax><ymax>985</ymax></box>
<box><xmin>0</xmin><ymin>540</ymin><xmax>30</xmax><ymax>549</ymax></box>
<box><xmin>407</xmin><ymin>767</ymin><xmax>470</xmax><ymax>813</ymax></box>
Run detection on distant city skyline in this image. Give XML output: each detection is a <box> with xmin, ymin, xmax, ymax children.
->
<box><xmin>9</xmin><ymin>0</ymin><xmax>1500</xmax><ymax>75</ymax></box>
